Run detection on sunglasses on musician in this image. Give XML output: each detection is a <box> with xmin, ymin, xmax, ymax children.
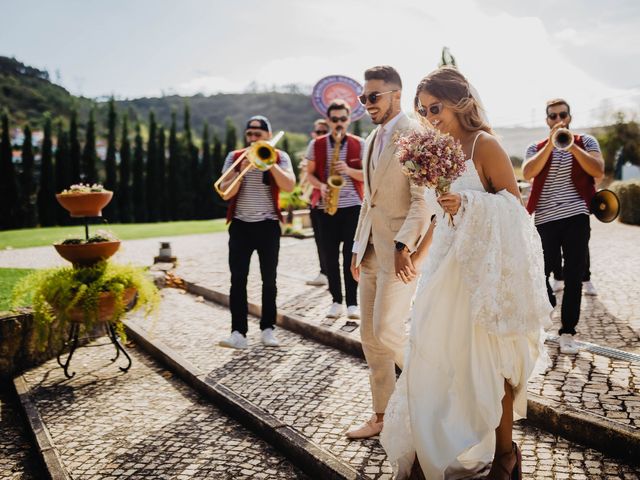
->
<box><xmin>547</xmin><ymin>111</ymin><xmax>569</xmax><ymax>120</ymax></box>
<box><xmin>330</xmin><ymin>116</ymin><xmax>349</xmax><ymax>123</ymax></box>
<box><xmin>315</xmin><ymin>129</ymin><xmax>329</xmax><ymax>135</ymax></box>
<box><xmin>416</xmin><ymin>101</ymin><xmax>443</xmax><ymax>118</ymax></box>
<box><xmin>358</xmin><ymin>90</ymin><xmax>398</xmax><ymax>105</ymax></box>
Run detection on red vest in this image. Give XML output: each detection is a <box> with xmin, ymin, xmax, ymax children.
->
<box><xmin>310</xmin><ymin>134</ymin><xmax>364</xmax><ymax>208</ymax></box>
<box><xmin>225</xmin><ymin>149</ymin><xmax>283</xmax><ymax>223</ymax></box>
<box><xmin>526</xmin><ymin>135</ymin><xmax>595</xmax><ymax>214</ymax></box>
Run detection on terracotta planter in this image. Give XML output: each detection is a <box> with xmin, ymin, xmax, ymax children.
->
<box><xmin>54</xmin><ymin>241</ymin><xmax>121</xmax><ymax>266</ymax></box>
<box><xmin>55</xmin><ymin>191</ymin><xmax>113</xmax><ymax>217</ymax></box>
<box><xmin>61</xmin><ymin>287</ymin><xmax>137</xmax><ymax>323</ymax></box>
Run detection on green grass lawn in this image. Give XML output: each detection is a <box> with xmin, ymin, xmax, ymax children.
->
<box><xmin>0</xmin><ymin>219</ymin><xmax>228</xmax><ymax>249</ymax></box>
<box><xmin>0</xmin><ymin>268</ymin><xmax>34</xmax><ymax>312</ymax></box>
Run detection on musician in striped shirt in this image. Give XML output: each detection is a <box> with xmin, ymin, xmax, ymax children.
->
<box><xmin>522</xmin><ymin>99</ymin><xmax>604</xmax><ymax>355</ymax></box>
<box><xmin>217</xmin><ymin>115</ymin><xmax>296</xmax><ymax>350</ymax></box>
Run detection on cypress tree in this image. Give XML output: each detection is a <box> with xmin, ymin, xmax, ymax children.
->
<box><xmin>212</xmin><ymin>131</ymin><xmax>226</xmax><ymax>218</ymax></box>
<box><xmin>157</xmin><ymin>125</ymin><xmax>167</xmax><ymax>221</ymax></box>
<box><xmin>183</xmin><ymin>103</ymin><xmax>195</xmax><ymax>219</ymax></box>
<box><xmin>104</xmin><ymin>98</ymin><xmax>119</xmax><ymax>221</ymax></box>
<box><xmin>132</xmin><ymin>121</ymin><xmax>146</xmax><ymax>222</ymax></box>
<box><xmin>224</xmin><ymin>117</ymin><xmax>238</xmax><ymax>158</ymax></box>
<box><xmin>54</xmin><ymin>121</ymin><xmax>71</xmax><ymax>225</ymax></box>
<box><xmin>352</xmin><ymin>120</ymin><xmax>362</xmax><ymax>137</ymax></box>
<box><xmin>37</xmin><ymin>114</ymin><xmax>56</xmax><ymax>226</ymax></box>
<box><xmin>168</xmin><ymin>111</ymin><xmax>179</xmax><ymax>220</ymax></box>
<box><xmin>200</xmin><ymin>122</ymin><xmax>213</xmax><ymax>219</ymax></box>
<box><xmin>0</xmin><ymin>111</ymin><xmax>20</xmax><ymax>229</ymax></box>
<box><xmin>146</xmin><ymin>111</ymin><xmax>158</xmax><ymax>222</ymax></box>
<box><xmin>82</xmin><ymin>108</ymin><xmax>98</xmax><ymax>183</ymax></box>
<box><xmin>20</xmin><ymin>124</ymin><xmax>37</xmax><ymax>227</ymax></box>
<box><xmin>119</xmin><ymin>115</ymin><xmax>133</xmax><ymax>223</ymax></box>
<box><xmin>69</xmin><ymin>109</ymin><xmax>81</xmax><ymax>184</ymax></box>
<box><xmin>282</xmin><ymin>135</ymin><xmax>298</xmax><ymax>179</ymax></box>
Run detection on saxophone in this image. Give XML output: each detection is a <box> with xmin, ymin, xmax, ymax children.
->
<box><xmin>325</xmin><ymin>129</ymin><xmax>345</xmax><ymax>216</ymax></box>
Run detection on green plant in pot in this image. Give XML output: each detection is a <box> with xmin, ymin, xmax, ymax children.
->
<box><xmin>54</xmin><ymin>230</ymin><xmax>122</xmax><ymax>266</ymax></box>
<box><xmin>11</xmin><ymin>261</ymin><xmax>160</xmax><ymax>349</ymax></box>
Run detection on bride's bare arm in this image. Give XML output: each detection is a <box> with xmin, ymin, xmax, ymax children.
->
<box><xmin>475</xmin><ymin>134</ymin><xmax>521</xmax><ymax>201</ymax></box>
<box><xmin>411</xmin><ymin>217</ymin><xmax>436</xmax><ymax>268</ymax></box>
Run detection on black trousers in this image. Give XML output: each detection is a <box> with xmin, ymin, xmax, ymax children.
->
<box><xmin>319</xmin><ymin>205</ymin><xmax>360</xmax><ymax>306</ymax></box>
<box><xmin>552</xmin><ymin>248</ymin><xmax>591</xmax><ymax>282</ymax></box>
<box><xmin>310</xmin><ymin>207</ymin><xmax>327</xmax><ymax>275</ymax></box>
<box><xmin>537</xmin><ymin>214</ymin><xmax>590</xmax><ymax>335</ymax></box>
<box><xmin>228</xmin><ymin>219</ymin><xmax>280</xmax><ymax>335</ymax></box>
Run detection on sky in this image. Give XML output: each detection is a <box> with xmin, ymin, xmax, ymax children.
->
<box><xmin>1</xmin><ymin>0</ymin><xmax>639</xmax><ymax>128</ymax></box>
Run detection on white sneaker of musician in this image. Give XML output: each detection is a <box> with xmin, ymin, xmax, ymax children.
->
<box><xmin>327</xmin><ymin>302</ymin><xmax>344</xmax><ymax>319</ymax></box>
<box><xmin>306</xmin><ymin>273</ymin><xmax>328</xmax><ymax>286</ymax></box>
<box><xmin>261</xmin><ymin>328</ymin><xmax>280</xmax><ymax>347</ymax></box>
<box><xmin>559</xmin><ymin>333</ymin><xmax>580</xmax><ymax>355</ymax></box>
<box><xmin>347</xmin><ymin>305</ymin><xmax>360</xmax><ymax>319</ymax></box>
<box><xmin>583</xmin><ymin>280</ymin><xmax>598</xmax><ymax>296</ymax></box>
<box><xmin>219</xmin><ymin>331</ymin><xmax>248</xmax><ymax>349</ymax></box>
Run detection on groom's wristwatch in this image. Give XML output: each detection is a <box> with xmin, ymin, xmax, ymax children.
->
<box><xmin>394</xmin><ymin>241</ymin><xmax>409</xmax><ymax>253</ymax></box>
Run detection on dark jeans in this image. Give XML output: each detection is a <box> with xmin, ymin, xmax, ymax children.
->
<box><xmin>228</xmin><ymin>219</ymin><xmax>280</xmax><ymax>335</ymax></box>
<box><xmin>319</xmin><ymin>205</ymin><xmax>360</xmax><ymax>306</ymax></box>
<box><xmin>310</xmin><ymin>207</ymin><xmax>327</xmax><ymax>275</ymax></box>
<box><xmin>537</xmin><ymin>214</ymin><xmax>590</xmax><ymax>336</ymax></box>
<box><xmin>552</xmin><ymin>248</ymin><xmax>591</xmax><ymax>282</ymax></box>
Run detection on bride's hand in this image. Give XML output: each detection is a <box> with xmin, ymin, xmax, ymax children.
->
<box><xmin>437</xmin><ymin>192</ymin><xmax>462</xmax><ymax>215</ymax></box>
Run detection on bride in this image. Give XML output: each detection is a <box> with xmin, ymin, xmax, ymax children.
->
<box><xmin>380</xmin><ymin>67</ymin><xmax>552</xmax><ymax>479</ymax></box>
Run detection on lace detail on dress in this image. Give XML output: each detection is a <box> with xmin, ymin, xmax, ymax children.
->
<box><xmin>452</xmin><ymin>190</ymin><xmax>553</xmax><ymax>336</ymax></box>
<box><xmin>380</xmin><ymin>370</ymin><xmax>414</xmax><ymax>478</ymax></box>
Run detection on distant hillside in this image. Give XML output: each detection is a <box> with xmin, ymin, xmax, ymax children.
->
<box><xmin>0</xmin><ymin>56</ymin><xmax>91</xmax><ymax>125</ymax></box>
<box><xmin>114</xmin><ymin>92</ymin><xmax>374</xmax><ymax>136</ymax></box>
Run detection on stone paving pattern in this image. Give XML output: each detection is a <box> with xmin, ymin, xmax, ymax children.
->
<box><xmin>129</xmin><ymin>289</ymin><xmax>640</xmax><ymax>478</ymax></box>
<box><xmin>0</xmin><ymin>382</ymin><xmax>42</xmax><ymax>479</ymax></box>
<box><xmin>19</xmin><ymin>335</ymin><xmax>307</xmax><ymax>479</ymax></box>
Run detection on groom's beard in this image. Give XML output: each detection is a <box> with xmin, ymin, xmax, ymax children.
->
<box><xmin>372</xmin><ymin>103</ymin><xmax>394</xmax><ymax>125</ymax></box>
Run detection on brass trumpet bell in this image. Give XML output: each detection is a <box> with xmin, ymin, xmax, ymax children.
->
<box><xmin>590</xmin><ymin>189</ymin><xmax>620</xmax><ymax>223</ymax></box>
<box><xmin>552</xmin><ymin>128</ymin><xmax>574</xmax><ymax>150</ymax></box>
<box><xmin>214</xmin><ymin>131</ymin><xmax>284</xmax><ymax>198</ymax></box>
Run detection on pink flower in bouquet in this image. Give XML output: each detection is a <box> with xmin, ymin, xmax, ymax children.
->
<box><xmin>395</xmin><ymin>129</ymin><xmax>466</xmax><ymax>194</ymax></box>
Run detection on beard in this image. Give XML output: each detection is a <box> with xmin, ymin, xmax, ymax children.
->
<box><xmin>372</xmin><ymin>103</ymin><xmax>394</xmax><ymax>125</ymax></box>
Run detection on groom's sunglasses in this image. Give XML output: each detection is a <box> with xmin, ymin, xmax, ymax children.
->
<box><xmin>358</xmin><ymin>90</ymin><xmax>398</xmax><ymax>105</ymax></box>
<box><xmin>416</xmin><ymin>100</ymin><xmax>443</xmax><ymax>117</ymax></box>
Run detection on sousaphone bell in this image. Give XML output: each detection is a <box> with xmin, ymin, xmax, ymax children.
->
<box><xmin>590</xmin><ymin>189</ymin><xmax>620</xmax><ymax>223</ymax></box>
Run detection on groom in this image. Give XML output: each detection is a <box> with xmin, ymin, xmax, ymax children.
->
<box><xmin>347</xmin><ymin>65</ymin><xmax>430</xmax><ymax>439</ymax></box>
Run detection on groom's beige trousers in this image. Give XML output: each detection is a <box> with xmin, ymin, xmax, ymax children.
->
<box><xmin>359</xmin><ymin>244</ymin><xmax>417</xmax><ymax>414</ymax></box>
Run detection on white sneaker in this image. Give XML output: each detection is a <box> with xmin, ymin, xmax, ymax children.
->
<box><xmin>552</xmin><ymin>279</ymin><xmax>564</xmax><ymax>293</ymax></box>
<box><xmin>347</xmin><ymin>305</ymin><xmax>360</xmax><ymax>319</ymax></box>
<box><xmin>306</xmin><ymin>273</ymin><xmax>328</xmax><ymax>286</ymax></box>
<box><xmin>583</xmin><ymin>281</ymin><xmax>598</xmax><ymax>296</ymax></box>
<box><xmin>559</xmin><ymin>333</ymin><xmax>580</xmax><ymax>354</ymax></box>
<box><xmin>261</xmin><ymin>328</ymin><xmax>280</xmax><ymax>347</ymax></box>
<box><xmin>219</xmin><ymin>331</ymin><xmax>248</xmax><ymax>349</ymax></box>
<box><xmin>326</xmin><ymin>303</ymin><xmax>344</xmax><ymax>319</ymax></box>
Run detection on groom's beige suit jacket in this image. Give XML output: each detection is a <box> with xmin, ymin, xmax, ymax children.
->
<box><xmin>353</xmin><ymin>113</ymin><xmax>429</xmax><ymax>271</ymax></box>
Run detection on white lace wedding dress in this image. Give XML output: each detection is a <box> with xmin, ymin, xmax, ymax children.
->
<box><xmin>380</xmin><ymin>136</ymin><xmax>552</xmax><ymax>479</ymax></box>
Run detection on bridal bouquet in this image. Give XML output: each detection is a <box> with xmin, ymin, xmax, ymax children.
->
<box><xmin>395</xmin><ymin>128</ymin><xmax>467</xmax><ymax>224</ymax></box>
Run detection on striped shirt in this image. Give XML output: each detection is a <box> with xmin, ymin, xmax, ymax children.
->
<box><xmin>305</xmin><ymin>136</ymin><xmax>364</xmax><ymax>209</ymax></box>
<box><xmin>525</xmin><ymin>134</ymin><xmax>600</xmax><ymax>225</ymax></box>
<box><xmin>222</xmin><ymin>150</ymin><xmax>292</xmax><ymax>222</ymax></box>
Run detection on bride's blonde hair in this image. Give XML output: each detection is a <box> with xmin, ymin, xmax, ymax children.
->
<box><xmin>414</xmin><ymin>66</ymin><xmax>493</xmax><ymax>135</ymax></box>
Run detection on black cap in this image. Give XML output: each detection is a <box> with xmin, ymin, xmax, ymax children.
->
<box><xmin>245</xmin><ymin>115</ymin><xmax>272</xmax><ymax>133</ymax></box>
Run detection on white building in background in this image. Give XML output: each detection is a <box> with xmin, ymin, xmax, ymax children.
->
<box><xmin>622</xmin><ymin>162</ymin><xmax>640</xmax><ymax>180</ymax></box>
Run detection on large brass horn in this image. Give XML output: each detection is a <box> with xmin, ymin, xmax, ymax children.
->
<box><xmin>590</xmin><ymin>189</ymin><xmax>620</xmax><ymax>223</ymax></box>
<box><xmin>552</xmin><ymin>128</ymin><xmax>574</xmax><ymax>151</ymax></box>
<box><xmin>214</xmin><ymin>131</ymin><xmax>285</xmax><ymax>198</ymax></box>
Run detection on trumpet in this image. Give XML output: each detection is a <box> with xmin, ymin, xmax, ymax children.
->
<box><xmin>214</xmin><ymin>131</ymin><xmax>285</xmax><ymax>198</ymax></box>
<box><xmin>552</xmin><ymin>128</ymin><xmax>574</xmax><ymax>151</ymax></box>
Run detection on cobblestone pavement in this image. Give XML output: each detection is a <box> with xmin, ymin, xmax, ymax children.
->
<box><xmin>0</xmin><ymin>382</ymin><xmax>43</xmax><ymax>479</ymax></box>
<box><xmin>18</xmin><ymin>336</ymin><xmax>307</xmax><ymax>479</ymax></box>
<box><xmin>129</xmin><ymin>289</ymin><xmax>640</xmax><ymax>478</ymax></box>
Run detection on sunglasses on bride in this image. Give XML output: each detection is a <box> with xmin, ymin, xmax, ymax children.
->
<box><xmin>416</xmin><ymin>100</ymin><xmax>443</xmax><ymax>118</ymax></box>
